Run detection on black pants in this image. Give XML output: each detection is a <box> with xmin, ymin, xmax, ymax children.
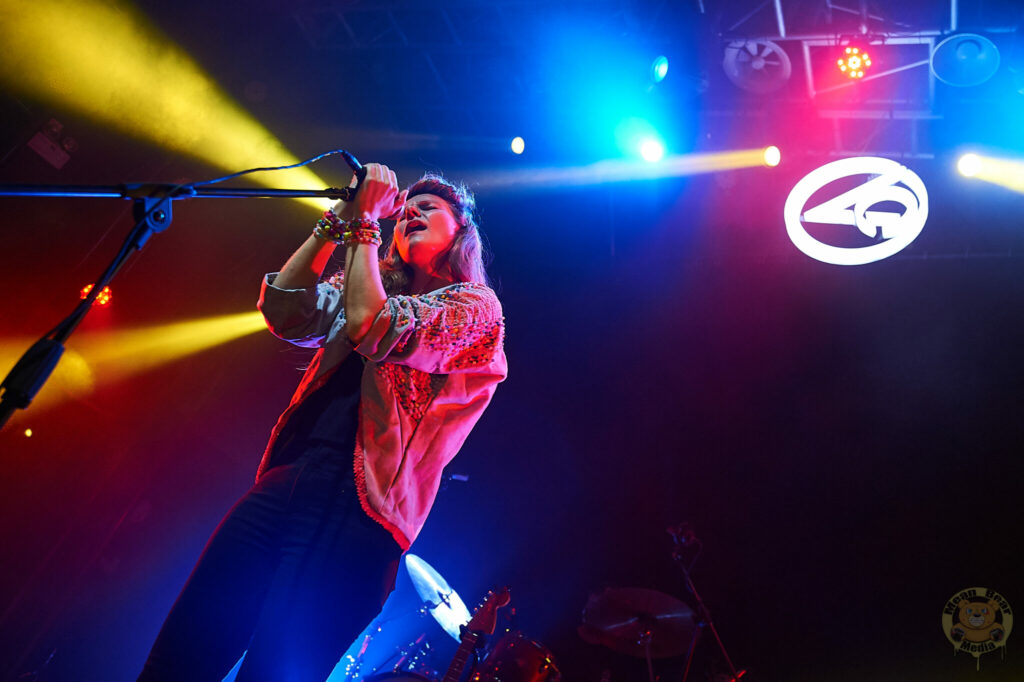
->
<box><xmin>138</xmin><ymin>444</ymin><xmax>402</xmax><ymax>682</ymax></box>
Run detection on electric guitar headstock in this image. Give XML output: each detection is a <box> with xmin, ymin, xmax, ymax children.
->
<box><xmin>465</xmin><ymin>586</ymin><xmax>511</xmax><ymax>636</ymax></box>
<box><xmin>442</xmin><ymin>586</ymin><xmax>511</xmax><ymax>682</ymax></box>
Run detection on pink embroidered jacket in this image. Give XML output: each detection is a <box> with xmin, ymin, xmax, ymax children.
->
<box><xmin>257</xmin><ymin>273</ymin><xmax>507</xmax><ymax>550</ymax></box>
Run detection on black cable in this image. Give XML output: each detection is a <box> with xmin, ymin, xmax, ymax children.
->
<box><xmin>1</xmin><ymin>147</ymin><xmax>361</xmax><ymax>429</ymax></box>
<box><xmin>190</xmin><ymin>148</ymin><xmax>351</xmax><ymax>188</ymax></box>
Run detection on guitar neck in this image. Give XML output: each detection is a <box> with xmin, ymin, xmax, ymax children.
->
<box><xmin>442</xmin><ymin>632</ymin><xmax>479</xmax><ymax>682</ymax></box>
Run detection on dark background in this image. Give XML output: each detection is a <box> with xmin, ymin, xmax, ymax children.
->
<box><xmin>1</xmin><ymin>1</ymin><xmax>1023</xmax><ymax>681</ymax></box>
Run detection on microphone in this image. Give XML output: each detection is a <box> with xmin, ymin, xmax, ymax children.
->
<box><xmin>335</xmin><ymin>150</ymin><xmax>368</xmax><ymax>202</ymax></box>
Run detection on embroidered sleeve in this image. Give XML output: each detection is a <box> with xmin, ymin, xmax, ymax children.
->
<box><xmin>353</xmin><ymin>282</ymin><xmax>505</xmax><ymax>374</ymax></box>
<box><xmin>257</xmin><ymin>271</ymin><xmax>345</xmax><ymax>348</ymax></box>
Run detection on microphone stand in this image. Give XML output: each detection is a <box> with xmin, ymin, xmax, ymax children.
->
<box><xmin>667</xmin><ymin>524</ymin><xmax>746</xmax><ymax>682</ymax></box>
<box><xmin>0</xmin><ymin>153</ymin><xmax>364</xmax><ymax>431</ymax></box>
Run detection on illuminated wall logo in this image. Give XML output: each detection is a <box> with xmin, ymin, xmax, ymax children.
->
<box><xmin>784</xmin><ymin>157</ymin><xmax>928</xmax><ymax>265</ymax></box>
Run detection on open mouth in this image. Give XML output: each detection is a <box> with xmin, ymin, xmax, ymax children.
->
<box><xmin>406</xmin><ymin>222</ymin><xmax>427</xmax><ymax>234</ymax></box>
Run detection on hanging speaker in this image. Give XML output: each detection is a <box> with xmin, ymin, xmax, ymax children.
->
<box><xmin>723</xmin><ymin>40</ymin><xmax>792</xmax><ymax>94</ymax></box>
<box><xmin>931</xmin><ymin>33</ymin><xmax>1000</xmax><ymax>87</ymax></box>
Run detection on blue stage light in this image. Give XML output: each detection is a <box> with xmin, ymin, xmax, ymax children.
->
<box><xmin>651</xmin><ymin>56</ymin><xmax>669</xmax><ymax>83</ymax></box>
<box><xmin>510</xmin><ymin>136</ymin><xmax>525</xmax><ymax>154</ymax></box>
<box><xmin>640</xmin><ymin>137</ymin><xmax>665</xmax><ymax>162</ymax></box>
<box><xmin>615</xmin><ymin>117</ymin><xmax>667</xmax><ymax>162</ymax></box>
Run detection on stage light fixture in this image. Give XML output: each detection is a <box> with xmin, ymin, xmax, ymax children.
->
<box><xmin>837</xmin><ymin>46</ymin><xmax>872</xmax><ymax>79</ymax></box>
<box><xmin>80</xmin><ymin>284</ymin><xmax>113</xmax><ymax>306</ymax></box>
<box><xmin>955</xmin><ymin>153</ymin><xmax>1024</xmax><ymax>194</ymax></box>
<box><xmin>651</xmin><ymin>56</ymin><xmax>669</xmax><ymax>83</ymax></box>
<box><xmin>932</xmin><ymin>34</ymin><xmax>1000</xmax><ymax>87</ymax></box>
<box><xmin>723</xmin><ymin>40</ymin><xmax>792</xmax><ymax>93</ymax></box>
<box><xmin>763</xmin><ymin>146</ymin><xmax>781</xmax><ymax>167</ymax></box>
<box><xmin>640</xmin><ymin>138</ymin><xmax>665</xmax><ymax>163</ymax></box>
<box><xmin>957</xmin><ymin>153</ymin><xmax>981</xmax><ymax>177</ymax></box>
<box><xmin>0</xmin><ymin>1</ymin><xmax>332</xmax><ymax>211</ymax></box>
<box><xmin>510</xmin><ymin>137</ymin><xmax>525</xmax><ymax>155</ymax></box>
<box><xmin>24</xmin><ymin>429</ymin><xmax>33</xmax><ymax>438</ymax></box>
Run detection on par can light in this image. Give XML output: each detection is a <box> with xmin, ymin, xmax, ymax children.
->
<box><xmin>837</xmin><ymin>46</ymin><xmax>872</xmax><ymax>79</ymax></box>
<box><xmin>651</xmin><ymin>56</ymin><xmax>669</xmax><ymax>83</ymax></box>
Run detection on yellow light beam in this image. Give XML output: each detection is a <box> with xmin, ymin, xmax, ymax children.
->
<box><xmin>957</xmin><ymin>154</ymin><xmax>1024</xmax><ymax>195</ymax></box>
<box><xmin>0</xmin><ymin>344</ymin><xmax>95</xmax><ymax>416</ymax></box>
<box><xmin>0</xmin><ymin>0</ymin><xmax>331</xmax><ymax>210</ymax></box>
<box><xmin>464</xmin><ymin>148</ymin><xmax>779</xmax><ymax>189</ymax></box>
<box><xmin>74</xmin><ymin>311</ymin><xmax>268</xmax><ymax>381</ymax></box>
<box><xmin>1</xmin><ymin>310</ymin><xmax>266</xmax><ymax>419</ymax></box>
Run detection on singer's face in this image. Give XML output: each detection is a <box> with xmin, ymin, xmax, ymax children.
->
<box><xmin>394</xmin><ymin>193</ymin><xmax>460</xmax><ymax>275</ymax></box>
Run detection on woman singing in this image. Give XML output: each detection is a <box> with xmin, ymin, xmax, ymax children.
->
<box><xmin>139</xmin><ymin>164</ymin><xmax>507</xmax><ymax>681</ymax></box>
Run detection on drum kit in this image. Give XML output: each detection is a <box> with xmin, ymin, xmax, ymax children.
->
<box><xmin>332</xmin><ymin>524</ymin><xmax>743</xmax><ymax>682</ymax></box>
<box><xmin>328</xmin><ymin>554</ymin><xmax>560</xmax><ymax>682</ymax></box>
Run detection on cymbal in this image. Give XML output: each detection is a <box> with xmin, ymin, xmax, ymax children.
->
<box><xmin>578</xmin><ymin>587</ymin><xmax>696</xmax><ymax>659</ymax></box>
<box><xmin>404</xmin><ymin>553</ymin><xmax>471</xmax><ymax>641</ymax></box>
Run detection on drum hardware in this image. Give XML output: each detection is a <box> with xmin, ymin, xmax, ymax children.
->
<box><xmin>669</xmin><ymin>523</ymin><xmax>746</xmax><ymax>682</ymax></box>
<box><xmin>578</xmin><ymin>587</ymin><xmax>695</xmax><ymax>682</ymax></box>
<box><xmin>405</xmin><ymin>554</ymin><xmax>472</xmax><ymax>641</ymax></box>
<box><xmin>577</xmin><ymin>524</ymin><xmax>746</xmax><ymax>682</ymax></box>
<box><xmin>386</xmin><ymin>634</ymin><xmax>435</xmax><ymax>679</ymax></box>
<box><xmin>363</xmin><ymin>673</ymin><xmax>432</xmax><ymax>682</ymax></box>
<box><xmin>333</xmin><ymin>561</ymin><xmax>560</xmax><ymax>682</ymax></box>
<box><xmin>472</xmin><ymin>631</ymin><xmax>561</xmax><ymax>682</ymax></box>
<box><xmin>330</xmin><ymin>554</ymin><xmax>470</xmax><ymax>681</ymax></box>
<box><xmin>338</xmin><ymin>633</ymin><xmax>372</xmax><ymax>681</ymax></box>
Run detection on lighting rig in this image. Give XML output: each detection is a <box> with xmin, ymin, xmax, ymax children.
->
<box><xmin>717</xmin><ymin>0</ymin><xmax>1013</xmax><ymax>159</ymax></box>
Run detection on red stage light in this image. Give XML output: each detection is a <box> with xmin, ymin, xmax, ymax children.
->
<box><xmin>837</xmin><ymin>46</ymin><xmax>871</xmax><ymax>79</ymax></box>
<box><xmin>80</xmin><ymin>284</ymin><xmax>113</xmax><ymax>306</ymax></box>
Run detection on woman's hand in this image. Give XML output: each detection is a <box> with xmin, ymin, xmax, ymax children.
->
<box><xmin>332</xmin><ymin>163</ymin><xmax>407</xmax><ymax>221</ymax></box>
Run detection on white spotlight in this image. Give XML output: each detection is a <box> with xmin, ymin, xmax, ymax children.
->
<box><xmin>639</xmin><ymin>138</ymin><xmax>665</xmax><ymax>163</ymax></box>
<box><xmin>957</xmin><ymin>153</ymin><xmax>981</xmax><ymax>177</ymax></box>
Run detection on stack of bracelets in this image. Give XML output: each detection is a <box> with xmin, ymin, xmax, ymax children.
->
<box><xmin>314</xmin><ymin>210</ymin><xmax>382</xmax><ymax>247</ymax></box>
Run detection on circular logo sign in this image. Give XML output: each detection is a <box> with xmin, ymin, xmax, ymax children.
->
<box><xmin>784</xmin><ymin>156</ymin><xmax>929</xmax><ymax>265</ymax></box>
<box><xmin>941</xmin><ymin>587</ymin><xmax>1013</xmax><ymax>668</ymax></box>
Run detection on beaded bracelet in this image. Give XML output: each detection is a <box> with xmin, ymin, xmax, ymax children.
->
<box><xmin>312</xmin><ymin>213</ymin><xmax>383</xmax><ymax>245</ymax></box>
<box><xmin>343</xmin><ymin>229</ymin><xmax>383</xmax><ymax>247</ymax></box>
<box><xmin>313</xmin><ymin>210</ymin><xmax>346</xmax><ymax>243</ymax></box>
<box><xmin>342</xmin><ymin>228</ymin><xmax>381</xmax><ymax>239</ymax></box>
<box><xmin>346</xmin><ymin>217</ymin><xmax>379</xmax><ymax>232</ymax></box>
<box><xmin>341</xmin><ymin>217</ymin><xmax>381</xmax><ymax>247</ymax></box>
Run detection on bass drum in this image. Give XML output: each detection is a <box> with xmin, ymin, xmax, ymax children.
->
<box><xmin>364</xmin><ymin>673</ymin><xmax>433</xmax><ymax>682</ymax></box>
<box><xmin>475</xmin><ymin>631</ymin><xmax>561</xmax><ymax>682</ymax></box>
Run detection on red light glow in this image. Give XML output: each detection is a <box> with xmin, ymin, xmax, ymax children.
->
<box><xmin>837</xmin><ymin>46</ymin><xmax>871</xmax><ymax>79</ymax></box>
<box><xmin>80</xmin><ymin>284</ymin><xmax>113</xmax><ymax>306</ymax></box>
